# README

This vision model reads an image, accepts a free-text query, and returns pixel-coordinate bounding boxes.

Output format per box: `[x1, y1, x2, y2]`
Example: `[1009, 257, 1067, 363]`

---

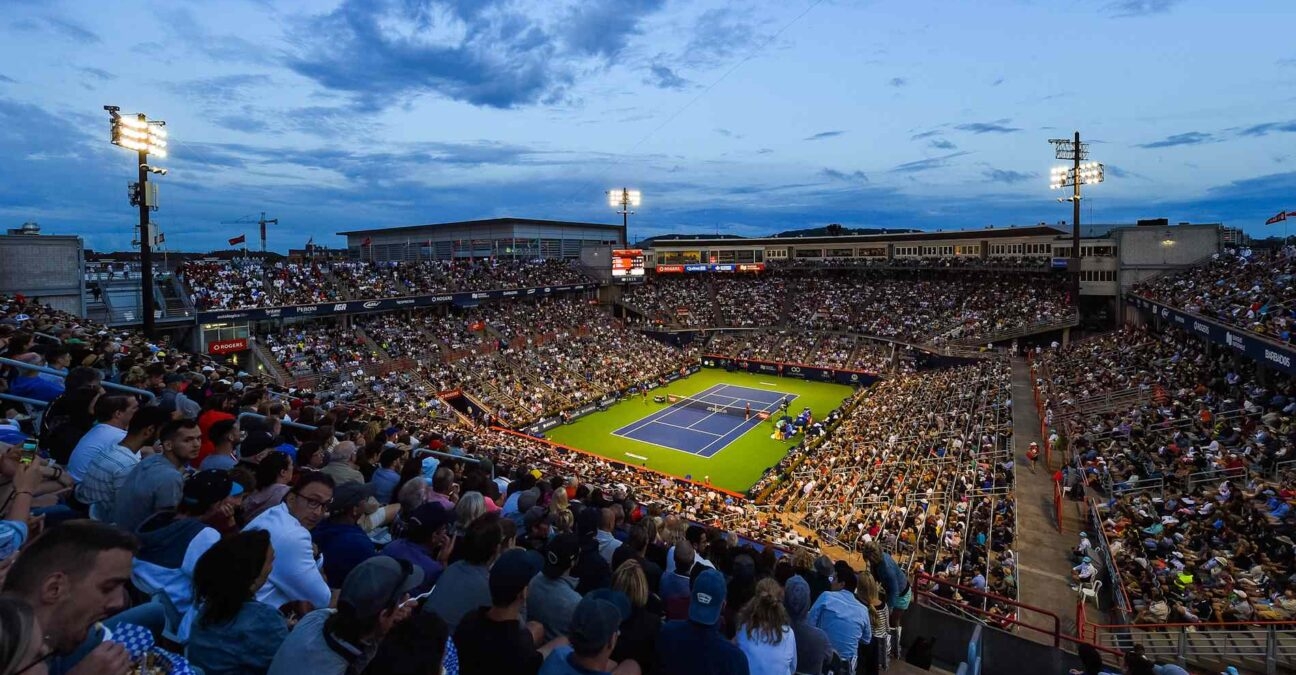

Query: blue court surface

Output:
[611, 383, 795, 457]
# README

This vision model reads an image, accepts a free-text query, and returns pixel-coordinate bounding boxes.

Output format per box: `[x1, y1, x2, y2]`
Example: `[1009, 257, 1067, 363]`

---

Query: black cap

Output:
[543, 533, 580, 576]
[182, 469, 243, 514]
[522, 506, 549, 529]
[490, 548, 542, 605]
[405, 502, 453, 539]
[567, 595, 623, 654]
[330, 482, 377, 515]
[239, 431, 278, 459]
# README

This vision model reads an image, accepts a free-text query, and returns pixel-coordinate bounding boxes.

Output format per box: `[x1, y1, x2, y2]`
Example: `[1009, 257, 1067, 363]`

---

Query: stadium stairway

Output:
[248, 338, 291, 386]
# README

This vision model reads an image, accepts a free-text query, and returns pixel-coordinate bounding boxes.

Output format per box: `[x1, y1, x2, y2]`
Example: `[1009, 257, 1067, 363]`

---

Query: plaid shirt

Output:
[76, 444, 140, 522]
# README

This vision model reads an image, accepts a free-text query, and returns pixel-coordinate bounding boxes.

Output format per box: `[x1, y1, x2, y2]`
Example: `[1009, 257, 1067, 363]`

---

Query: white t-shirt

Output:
[67, 424, 129, 482]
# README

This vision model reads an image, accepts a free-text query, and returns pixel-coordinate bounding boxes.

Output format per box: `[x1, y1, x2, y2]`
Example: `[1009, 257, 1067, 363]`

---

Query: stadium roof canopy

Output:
[648, 224, 1069, 247]
[338, 217, 621, 237]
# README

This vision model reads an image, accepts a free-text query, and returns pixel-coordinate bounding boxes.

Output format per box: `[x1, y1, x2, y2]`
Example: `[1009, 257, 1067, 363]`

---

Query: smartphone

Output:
[18, 440, 37, 465]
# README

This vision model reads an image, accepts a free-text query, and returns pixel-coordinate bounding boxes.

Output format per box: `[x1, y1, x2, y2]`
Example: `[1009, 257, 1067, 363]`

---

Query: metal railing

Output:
[0, 357, 155, 401]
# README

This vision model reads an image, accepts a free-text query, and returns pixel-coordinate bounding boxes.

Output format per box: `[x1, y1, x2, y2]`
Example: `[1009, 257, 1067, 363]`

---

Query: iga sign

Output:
[208, 338, 248, 355]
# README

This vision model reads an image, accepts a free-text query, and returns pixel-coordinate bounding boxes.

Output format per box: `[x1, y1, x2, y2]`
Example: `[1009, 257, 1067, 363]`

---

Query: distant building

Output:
[337, 217, 623, 262]
[0, 223, 84, 316]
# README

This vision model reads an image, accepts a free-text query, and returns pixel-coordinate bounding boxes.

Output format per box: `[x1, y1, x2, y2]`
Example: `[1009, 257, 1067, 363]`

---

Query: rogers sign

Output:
[208, 338, 248, 355]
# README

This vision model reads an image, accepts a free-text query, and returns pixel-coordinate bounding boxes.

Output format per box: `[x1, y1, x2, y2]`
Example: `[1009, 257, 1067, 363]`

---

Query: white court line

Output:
[652, 419, 723, 436]
[612, 384, 725, 436]
[613, 430, 718, 458]
[759, 381, 778, 386]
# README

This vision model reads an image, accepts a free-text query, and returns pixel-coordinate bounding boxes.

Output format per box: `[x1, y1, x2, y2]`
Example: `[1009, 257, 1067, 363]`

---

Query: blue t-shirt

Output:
[538, 646, 611, 675]
[655, 621, 750, 675]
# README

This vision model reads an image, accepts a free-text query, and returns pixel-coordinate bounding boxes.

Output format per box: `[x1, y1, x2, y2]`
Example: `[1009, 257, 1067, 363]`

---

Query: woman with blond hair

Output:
[735, 577, 797, 675]
[611, 559, 661, 672]
[857, 570, 891, 675]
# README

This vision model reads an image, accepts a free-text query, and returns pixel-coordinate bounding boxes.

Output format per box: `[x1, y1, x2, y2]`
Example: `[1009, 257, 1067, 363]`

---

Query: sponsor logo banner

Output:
[207, 338, 248, 355]
[1132, 295, 1296, 375]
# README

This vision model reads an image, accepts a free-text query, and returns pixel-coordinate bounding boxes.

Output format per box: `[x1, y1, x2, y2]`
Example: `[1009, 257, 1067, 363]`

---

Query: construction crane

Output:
[220, 212, 278, 252]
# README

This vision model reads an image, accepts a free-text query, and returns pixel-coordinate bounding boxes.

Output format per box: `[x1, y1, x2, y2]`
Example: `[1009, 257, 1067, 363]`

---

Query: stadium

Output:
[2, 3, 1295, 675]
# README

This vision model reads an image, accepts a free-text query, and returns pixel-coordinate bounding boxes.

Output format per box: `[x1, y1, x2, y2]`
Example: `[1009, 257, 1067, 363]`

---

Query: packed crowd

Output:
[767, 257, 1055, 270]
[621, 276, 716, 328]
[1133, 246, 1296, 343]
[259, 324, 387, 380]
[756, 362, 1019, 616]
[1035, 325, 1296, 625]
[179, 259, 594, 311]
[0, 295, 922, 675]
[706, 330, 907, 375]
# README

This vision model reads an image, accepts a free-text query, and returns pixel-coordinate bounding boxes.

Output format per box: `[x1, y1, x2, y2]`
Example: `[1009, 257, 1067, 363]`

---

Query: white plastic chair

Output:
[1078, 578, 1103, 609]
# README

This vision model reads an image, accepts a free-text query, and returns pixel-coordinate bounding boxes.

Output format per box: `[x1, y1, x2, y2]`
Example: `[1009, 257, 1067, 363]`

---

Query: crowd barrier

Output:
[699, 354, 879, 386]
[0, 356, 156, 402]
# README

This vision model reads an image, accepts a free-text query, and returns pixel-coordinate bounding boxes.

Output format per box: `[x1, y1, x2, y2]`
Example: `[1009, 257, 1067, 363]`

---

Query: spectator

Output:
[133, 469, 244, 643]
[574, 508, 612, 595]
[370, 447, 404, 505]
[266, 555, 422, 675]
[76, 406, 169, 523]
[186, 530, 288, 675]
[199, 419, 241, 472]
[244, 472, 335, 612]
[538, 594, 636, 675]
[424, 511, 504, 631]
[242, 451, 294, 522]
[9, 353, 63, 403]
[112, 419, 203, 533]
[784, 575, 831, 675]
[597, 507, 623, 563]
[454, 547, 561, 675]
[66, 394, 138, 482]
[807, 566, 870, 670]
[734, 578, 796, 675]
[528, 533, 582, 641]
[195, 394, 237, 468]
[862, 541, 912, 626]
[157, 372, 201, 419]
[320, 441, 364, 486]
[382, 502, 454, 595]
[362, 612, 454, 675]
[610, 559, 661, 673]
[655, 568, 749, 675]
[312, 482, 380, 588]
[660, 540, 696, 621]
[0, 521, 138, 675]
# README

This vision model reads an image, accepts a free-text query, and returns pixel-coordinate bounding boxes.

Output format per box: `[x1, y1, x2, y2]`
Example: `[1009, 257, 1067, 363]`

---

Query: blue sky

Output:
[2, 0, 1295, 252]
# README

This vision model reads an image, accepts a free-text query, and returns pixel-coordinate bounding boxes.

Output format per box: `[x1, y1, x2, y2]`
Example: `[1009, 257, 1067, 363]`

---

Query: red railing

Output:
[1052, 480, 1064, 532]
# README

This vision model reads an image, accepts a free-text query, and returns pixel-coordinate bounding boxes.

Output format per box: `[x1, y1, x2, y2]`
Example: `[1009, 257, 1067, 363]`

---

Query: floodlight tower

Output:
[608, 188, 641, 247]
[1049, 131, 1104, 304]
[105, 106, 168, 337]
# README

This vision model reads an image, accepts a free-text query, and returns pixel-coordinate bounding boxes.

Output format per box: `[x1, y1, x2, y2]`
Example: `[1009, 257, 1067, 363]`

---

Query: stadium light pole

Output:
[608, 188, 641, 247]
[105, 106, 168, 337]
[1049, 131, 1103, 306]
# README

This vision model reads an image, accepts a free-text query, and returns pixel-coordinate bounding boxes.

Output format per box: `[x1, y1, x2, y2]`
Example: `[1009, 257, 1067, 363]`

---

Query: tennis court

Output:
[611, 383, 795, 457]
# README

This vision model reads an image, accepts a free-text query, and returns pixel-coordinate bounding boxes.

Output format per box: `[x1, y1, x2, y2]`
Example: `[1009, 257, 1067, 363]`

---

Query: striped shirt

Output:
[76, 443, 141, 522]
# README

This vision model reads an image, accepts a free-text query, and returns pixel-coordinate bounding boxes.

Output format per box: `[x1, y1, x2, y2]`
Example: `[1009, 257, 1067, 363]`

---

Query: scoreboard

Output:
[611, 249, 645, 278]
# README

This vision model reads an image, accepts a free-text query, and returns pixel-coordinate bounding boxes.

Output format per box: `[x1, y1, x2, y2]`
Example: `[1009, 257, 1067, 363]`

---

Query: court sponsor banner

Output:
[197, 283, 593, 322]
[701, 354, 877, 386]
[207, 338, 248, 355]
[1129, 295, 1296, 375]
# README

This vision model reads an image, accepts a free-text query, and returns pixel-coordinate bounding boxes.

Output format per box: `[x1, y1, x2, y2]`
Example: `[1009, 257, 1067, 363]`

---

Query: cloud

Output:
[562, 0, 666, 58]
[1237, 121, 1296, 137]
[891, 151, 970, 173]
[821, 168, 869, 183]
[1136, 131, 1213, 148]
[1105, 0, 1184, 17]
[888, 77, 907, 87]
[1104, 164, 1146, 180]
[929, 139, 957, 150]
[755, 148, 774, 154]
[909, 130, 941, 140]
[805, 130, 845, 141]
[983, 168, 1035, 184]
[645, 63, 689, 90]
[77, 67, 116, 81]
[165, 75, 273, 107]
[682, 7, 764, 68]
[0, 74, 13, 84]
[954, 119, 1021, 134]
[991, 77, 1004, 86]
[715, 128, 742, 139]
[11, 16, 101, 44]
[1278, 58, 1296, 67]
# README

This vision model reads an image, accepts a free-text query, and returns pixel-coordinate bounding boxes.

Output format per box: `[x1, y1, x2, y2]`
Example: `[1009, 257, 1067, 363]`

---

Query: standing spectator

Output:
[66, 394, 138, 482]
[0, 521, 138, 675]
[528, 533, 582, 641]
[660, 541, 696, 620]
[862, 542, 911, 627]
[187, 530, 289, 675]
[734, 578, 796, 675]
[311, 482, 380, 588]
[244, 472, 335, 612]
[574, 508, 612, 595]
[424, 512, 504, 631]
[807, 567, 870, 671]
[453, 547, 561, 675]
[370, 447, 404, 505]
[858, 572, 891, 675]
[655, 568, 749, 675]
[133, 469, 244, 643]
[784, 575, 831, 675]
[157, 373, 201, 419]
[382, 502, 454, 594]
[76, 406, 169, 523]
[112, 419, 202, 532]
[266, 555, 422, 675]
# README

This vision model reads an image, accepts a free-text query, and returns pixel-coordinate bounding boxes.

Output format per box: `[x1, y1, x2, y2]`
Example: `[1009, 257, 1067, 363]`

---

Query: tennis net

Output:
[666, 394, 771, 419]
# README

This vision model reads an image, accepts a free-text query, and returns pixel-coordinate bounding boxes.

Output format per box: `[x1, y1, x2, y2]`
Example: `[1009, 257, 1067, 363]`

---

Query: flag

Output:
[362, 237, 372, 246]
[228, 234, 246, 246]
[1266, 211, 1287, 225]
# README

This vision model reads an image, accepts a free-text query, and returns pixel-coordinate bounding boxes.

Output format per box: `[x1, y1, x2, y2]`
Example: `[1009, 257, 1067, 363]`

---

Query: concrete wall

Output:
[901, 602, 1090, 675]
[0, 235, 84, 316]
[1116, 224, 1220, 292]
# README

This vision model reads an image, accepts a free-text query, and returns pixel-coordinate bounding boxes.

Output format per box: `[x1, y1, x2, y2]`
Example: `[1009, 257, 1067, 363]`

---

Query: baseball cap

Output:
[330, 482, 377, 515]
[576, 507, 601, 539]
[340, 556, 424, 619]
[522, 506, 549, 529]
[0, 426, 30, 446]
[239, 431, 278, 459]
[405, 502, 453, 539]
[567, 595, 624, 654]
[163, 372, 187, 385]
[182, 470, 244, 513]
[544, 533, 580, 576]
[689, 568, 727, 625]
[517, 487, 541, 512]
[490, 548, 543, 605]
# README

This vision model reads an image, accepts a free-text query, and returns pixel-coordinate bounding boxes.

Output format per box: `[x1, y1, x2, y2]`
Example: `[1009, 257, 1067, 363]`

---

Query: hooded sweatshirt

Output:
[784, 576, 832, 675]
[133, 511, 221, 642]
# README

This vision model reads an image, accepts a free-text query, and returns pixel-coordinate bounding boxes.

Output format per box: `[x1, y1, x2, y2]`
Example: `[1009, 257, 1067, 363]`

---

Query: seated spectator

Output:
[656, 568, 749, 675]
[424, 511, 504, 631]
[133, 469, 244, 643]
[454, 547, 562, 675]
[0, 597, 50, 675]
[187, 530, 289, 675]
[242, 451, 294, 522]
[266, 555, 422, 675]
[199, 419, 241, 472]
[245, 472, 335, 612]
[66, 394, 138, 482]
[361, 612, 454, 675]
[784, 575, 830, 675]
[382, 502, 454, 594]
[76, 406, 169, 523]
[528, 533, 582, 641]
[734, 578, 796, 675]
[320, 441, 364, 486]
[610, 559, 661, 673]
[9, 353, 64, 403]
[0, 521, 138, 675]
[312, 482, 380, 588]
[538, 593, 637, 675]
[370, 447, 404, 505]
[112, 419, 204, 533]
[157, 372, 201, 419]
